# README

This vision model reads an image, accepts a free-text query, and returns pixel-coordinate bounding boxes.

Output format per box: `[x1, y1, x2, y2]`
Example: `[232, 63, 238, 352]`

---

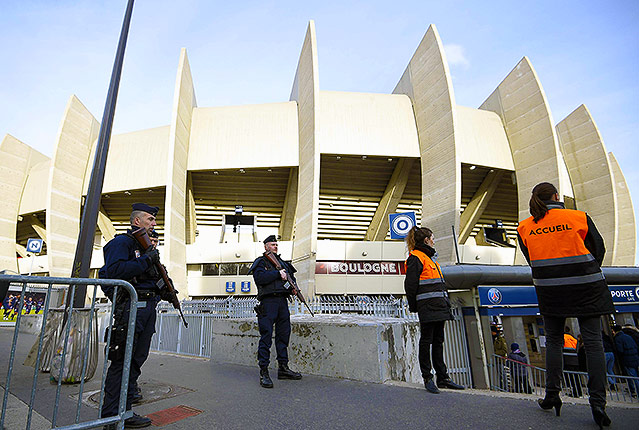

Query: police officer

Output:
[99, 203, 168, 428]
[250, 235, 302, 388]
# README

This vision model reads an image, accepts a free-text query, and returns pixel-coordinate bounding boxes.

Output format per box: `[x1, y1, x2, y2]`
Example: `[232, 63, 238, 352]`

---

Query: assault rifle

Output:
[131, 227, 188, 328]
[263, 251, 314, 317]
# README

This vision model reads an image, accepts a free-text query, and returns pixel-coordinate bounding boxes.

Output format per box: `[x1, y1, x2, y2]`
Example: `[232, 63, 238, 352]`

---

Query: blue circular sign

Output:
[487, 288, 502, 305]
[391, 213, 415, 236]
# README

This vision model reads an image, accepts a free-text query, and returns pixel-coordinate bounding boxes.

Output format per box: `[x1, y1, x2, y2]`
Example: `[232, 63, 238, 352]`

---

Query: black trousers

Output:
[101, 299, 157, 418]
[544, 315, 606, 407]
[419, 321, 449, 381]
[257, 296, 291, 368]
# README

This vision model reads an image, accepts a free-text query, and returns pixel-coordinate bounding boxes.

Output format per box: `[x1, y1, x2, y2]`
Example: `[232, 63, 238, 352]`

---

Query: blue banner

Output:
[478, 285, 639, 307]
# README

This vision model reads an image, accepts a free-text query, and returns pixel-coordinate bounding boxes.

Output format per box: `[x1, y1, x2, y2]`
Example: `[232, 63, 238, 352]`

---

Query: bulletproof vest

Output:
[253, 256, 292, 300]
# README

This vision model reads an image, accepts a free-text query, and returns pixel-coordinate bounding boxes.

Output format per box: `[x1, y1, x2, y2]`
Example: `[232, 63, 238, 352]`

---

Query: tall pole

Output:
[71, 0, 135, 307]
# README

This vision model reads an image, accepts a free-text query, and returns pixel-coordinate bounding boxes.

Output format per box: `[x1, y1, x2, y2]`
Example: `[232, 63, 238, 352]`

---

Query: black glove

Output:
[160, 289, 178, 302]
[145, 247, 160, 265]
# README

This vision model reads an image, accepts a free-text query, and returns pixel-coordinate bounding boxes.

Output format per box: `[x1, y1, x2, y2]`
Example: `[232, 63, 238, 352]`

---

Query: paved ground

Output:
[2, 327, 638, 430]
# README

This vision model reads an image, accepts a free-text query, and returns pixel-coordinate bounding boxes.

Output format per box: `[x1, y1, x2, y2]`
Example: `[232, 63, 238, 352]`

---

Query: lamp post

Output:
[71, 0, 136, 307]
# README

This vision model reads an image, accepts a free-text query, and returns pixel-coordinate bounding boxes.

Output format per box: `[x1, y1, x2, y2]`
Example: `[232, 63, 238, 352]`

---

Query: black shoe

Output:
[591, 405, 611, 429]
[124, 413, 152, 428]
[424, 378, 440, 394]
[437, 378, 465, 390]
[538, 392, 562, 417]
[260, 368, 274, 388]
[278, 363, 302, 380]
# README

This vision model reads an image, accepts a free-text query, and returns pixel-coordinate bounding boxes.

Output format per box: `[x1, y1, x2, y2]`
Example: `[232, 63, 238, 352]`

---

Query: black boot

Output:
[260, 368, 273, 388]
[278, 363, 302, 380]
[538, 391, 562, 416]
[424, 378, 440, 394]
[591, 405, 611, 429]
[437, 377, 465, 390]
[124, 413, 151, 428]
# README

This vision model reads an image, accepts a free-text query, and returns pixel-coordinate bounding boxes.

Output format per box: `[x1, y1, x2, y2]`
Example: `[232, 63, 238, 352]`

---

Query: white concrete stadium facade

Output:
[0, 22, 635, 300]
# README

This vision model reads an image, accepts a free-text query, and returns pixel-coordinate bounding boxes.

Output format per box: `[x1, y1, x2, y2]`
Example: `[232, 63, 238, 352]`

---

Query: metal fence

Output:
[489, 354, 639, 404]
[0, 275, 138, 430]
[151, 296, 473, 387]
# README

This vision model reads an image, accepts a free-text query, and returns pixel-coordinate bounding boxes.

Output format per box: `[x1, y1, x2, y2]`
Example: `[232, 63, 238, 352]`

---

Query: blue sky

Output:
[1, 0, 638, 262]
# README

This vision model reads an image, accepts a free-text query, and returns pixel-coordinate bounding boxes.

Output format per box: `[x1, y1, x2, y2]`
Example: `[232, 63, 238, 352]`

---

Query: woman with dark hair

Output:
[404, 226, 465, 394]
[517, 182, 614, 428]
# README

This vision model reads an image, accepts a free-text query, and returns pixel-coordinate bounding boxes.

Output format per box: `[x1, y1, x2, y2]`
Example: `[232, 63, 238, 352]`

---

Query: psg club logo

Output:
[487, 288, 503, 305]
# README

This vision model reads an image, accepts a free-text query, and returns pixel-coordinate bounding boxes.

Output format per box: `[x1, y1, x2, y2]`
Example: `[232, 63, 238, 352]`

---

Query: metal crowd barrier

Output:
[151, 296, 473, 388]
[0, 274, 138, 430]
[488, 354, 639, 404]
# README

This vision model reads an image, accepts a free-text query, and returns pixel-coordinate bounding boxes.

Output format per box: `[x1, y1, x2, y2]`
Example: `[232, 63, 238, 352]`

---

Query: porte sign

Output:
[26, 238, 43, 254]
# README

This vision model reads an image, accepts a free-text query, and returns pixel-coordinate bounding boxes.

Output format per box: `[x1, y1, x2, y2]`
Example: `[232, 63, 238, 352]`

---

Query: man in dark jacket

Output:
[508, 343, 533, 394]
[250, 235, 302, 388]
[622, 325, 639, 349]
[99, 203, 166, 429]
[612, 325, 639, 397]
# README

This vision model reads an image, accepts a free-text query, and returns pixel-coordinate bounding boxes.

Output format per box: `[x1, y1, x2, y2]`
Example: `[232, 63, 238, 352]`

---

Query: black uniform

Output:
[99, 230, 160, 419]
[250, 253, 297, 368]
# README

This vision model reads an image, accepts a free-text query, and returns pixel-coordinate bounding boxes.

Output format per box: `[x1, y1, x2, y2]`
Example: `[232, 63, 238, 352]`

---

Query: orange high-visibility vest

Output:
[406, 249, 447, 301]
[517, 208, 603, 287]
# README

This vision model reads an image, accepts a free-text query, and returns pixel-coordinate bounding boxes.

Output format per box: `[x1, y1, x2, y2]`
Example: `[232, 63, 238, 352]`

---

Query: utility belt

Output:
[136, 289, 159, 300]
[263, 292, 289, 298]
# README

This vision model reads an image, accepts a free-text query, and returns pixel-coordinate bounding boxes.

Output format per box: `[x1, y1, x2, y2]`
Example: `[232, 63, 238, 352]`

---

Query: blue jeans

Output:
[624, 366, 639, 394]
[605, 352, 616, 385]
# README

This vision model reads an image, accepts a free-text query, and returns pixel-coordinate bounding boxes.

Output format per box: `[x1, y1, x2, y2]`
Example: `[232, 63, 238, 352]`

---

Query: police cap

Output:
[131, 203, 159, 217]
[263, 235, 278, 244]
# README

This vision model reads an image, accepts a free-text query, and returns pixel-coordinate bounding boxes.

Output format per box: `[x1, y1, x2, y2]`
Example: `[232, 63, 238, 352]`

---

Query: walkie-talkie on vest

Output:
[263, 251, 315, 317]
[131, 227, 188, 328]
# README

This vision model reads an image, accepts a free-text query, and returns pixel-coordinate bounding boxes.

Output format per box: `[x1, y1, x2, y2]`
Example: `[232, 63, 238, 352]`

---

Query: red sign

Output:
[315, 261, 406, 275]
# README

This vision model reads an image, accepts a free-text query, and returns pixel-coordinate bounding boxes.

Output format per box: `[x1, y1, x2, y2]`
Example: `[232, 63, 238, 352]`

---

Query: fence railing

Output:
[151, 296, 416, 356]
[151, 296, 472, 388]
[488, 354, 639, 404]
[0, 275, 138, 430]
[160, 295, 419, 319]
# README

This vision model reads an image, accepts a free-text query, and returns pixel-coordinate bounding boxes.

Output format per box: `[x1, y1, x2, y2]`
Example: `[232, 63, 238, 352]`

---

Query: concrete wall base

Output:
[211, 314, 424, 384]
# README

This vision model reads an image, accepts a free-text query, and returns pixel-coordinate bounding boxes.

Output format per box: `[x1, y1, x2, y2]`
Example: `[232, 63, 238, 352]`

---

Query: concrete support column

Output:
[459, 170, 504, 244]
[393, 25, 461, 264]
[0, 135, 48, 273]
[501, 316, 529, 357]
[608, 153, 636, 265]
[365, 158, 414, 241]
[165, 48, 197, 299]
[556, 105, 619, 266]
[290, 21, 320, 298]
[46, 95, 99, 277]
[279, 167, 298, 241]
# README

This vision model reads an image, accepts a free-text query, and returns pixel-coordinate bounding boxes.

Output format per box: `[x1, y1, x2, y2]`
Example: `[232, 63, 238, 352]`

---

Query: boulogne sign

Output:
[315, 261, 406, 275]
